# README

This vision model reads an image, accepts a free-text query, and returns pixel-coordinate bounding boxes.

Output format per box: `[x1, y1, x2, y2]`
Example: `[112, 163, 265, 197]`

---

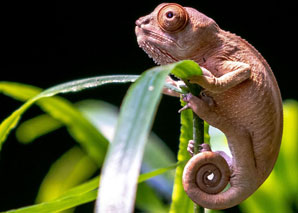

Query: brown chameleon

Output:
[135, 3, 283, 210]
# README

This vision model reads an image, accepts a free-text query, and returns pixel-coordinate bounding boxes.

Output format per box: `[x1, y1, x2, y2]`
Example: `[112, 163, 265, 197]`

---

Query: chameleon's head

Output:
[135, 3, 220, 65]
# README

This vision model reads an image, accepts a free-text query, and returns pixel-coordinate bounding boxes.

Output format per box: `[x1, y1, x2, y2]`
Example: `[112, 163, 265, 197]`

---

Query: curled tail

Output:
[182, 151, 260, 210]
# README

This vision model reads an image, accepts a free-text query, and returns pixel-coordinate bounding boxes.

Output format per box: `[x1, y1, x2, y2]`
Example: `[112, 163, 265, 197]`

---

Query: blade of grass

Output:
[170, 105, 194, 213]
[1, 61, 202, 212]
[0, 73, 185, 152]
[2, 163, 179, 213]
[16, 99, 176, 204]
[3, 190, 98, 213]
[136, 182, 168, 213]
[16, 114, 63, 144]
[96, 60, 201, 213]
[96, 65, 172, 213]
[7, 94, 108, 163]
[0, 75, 139, 151]
[35, 146, 98, 204]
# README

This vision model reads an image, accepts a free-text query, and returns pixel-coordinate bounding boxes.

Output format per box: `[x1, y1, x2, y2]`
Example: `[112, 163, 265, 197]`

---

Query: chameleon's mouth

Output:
[135, 26, 178, 65]
[135, 25, 183, 49]
[137, 40, 178, 65]
[140, 28, 172, 43]
[135, 24, 181, 65]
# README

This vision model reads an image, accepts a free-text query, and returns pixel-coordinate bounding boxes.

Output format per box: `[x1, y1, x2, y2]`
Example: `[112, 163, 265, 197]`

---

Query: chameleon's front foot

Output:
[179, 92, 215, 113]
[187, 140, 212, 156]
[178, 93, 192, 113]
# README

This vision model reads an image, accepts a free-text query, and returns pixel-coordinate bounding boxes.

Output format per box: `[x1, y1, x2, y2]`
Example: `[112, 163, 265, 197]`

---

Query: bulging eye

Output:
[157, 3, 189, 32]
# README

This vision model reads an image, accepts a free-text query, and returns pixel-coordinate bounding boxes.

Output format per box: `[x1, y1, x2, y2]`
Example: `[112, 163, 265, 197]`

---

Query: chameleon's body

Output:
[135, 3, 283, 210]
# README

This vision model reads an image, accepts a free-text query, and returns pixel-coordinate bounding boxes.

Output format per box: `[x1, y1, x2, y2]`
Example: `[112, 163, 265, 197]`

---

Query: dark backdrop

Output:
[1, 0, 297, 212]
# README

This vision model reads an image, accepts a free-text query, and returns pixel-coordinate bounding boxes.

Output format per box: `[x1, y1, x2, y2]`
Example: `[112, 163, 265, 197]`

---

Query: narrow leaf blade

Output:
[35, 146, 98, 204]
[96, 60, 201, 213]
[2, 164, 178, 213]
[0, 75, 138, 151]
[170, 105, 194, 213]
[96, 66, 171, 213]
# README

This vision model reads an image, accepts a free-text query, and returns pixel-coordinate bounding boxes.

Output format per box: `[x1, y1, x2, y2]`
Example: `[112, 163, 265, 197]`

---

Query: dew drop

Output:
[148, 85, 154, 91]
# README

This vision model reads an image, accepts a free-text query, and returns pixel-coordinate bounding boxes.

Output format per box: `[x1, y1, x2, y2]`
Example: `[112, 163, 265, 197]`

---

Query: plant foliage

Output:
[0, 61, 297, 213]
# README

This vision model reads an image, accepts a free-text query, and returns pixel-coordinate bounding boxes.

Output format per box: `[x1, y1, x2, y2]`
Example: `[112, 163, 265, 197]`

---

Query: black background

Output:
[1, 0, 297, 212]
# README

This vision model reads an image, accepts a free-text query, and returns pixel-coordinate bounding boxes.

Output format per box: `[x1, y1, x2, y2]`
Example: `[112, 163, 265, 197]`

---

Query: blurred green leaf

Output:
[143, 133, 176, 195]
[16, 114, 63, 143]
[280, 100, 298, 194]
[136, 182, 168, 213]
[208, 126, 229, 155]
[3, 163, 179, 213]
[170, 103, 194, 213]
[4, 190, 98, 213]
[1, 60, 206, 212]
[0, 75, 138, 152]
[138, 162, 180, 183]
[0, 82, 43, 101]
[23, 99, 176, 212]
[75, 100, 177, 184]
[35, 146, 98, 205]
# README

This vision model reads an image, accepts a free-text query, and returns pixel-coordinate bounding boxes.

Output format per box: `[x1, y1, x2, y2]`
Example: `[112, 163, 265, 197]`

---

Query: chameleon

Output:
[135, 3, 283, 210]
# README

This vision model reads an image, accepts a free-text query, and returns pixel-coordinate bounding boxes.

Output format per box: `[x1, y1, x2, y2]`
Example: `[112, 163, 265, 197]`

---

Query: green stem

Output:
[192, 112, 205, 213]
[193, 112, 204, 154]
[184, 81, 205, 213]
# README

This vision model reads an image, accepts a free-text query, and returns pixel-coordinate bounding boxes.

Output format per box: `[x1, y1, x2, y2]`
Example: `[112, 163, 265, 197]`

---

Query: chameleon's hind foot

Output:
[187, 140, 211, 156]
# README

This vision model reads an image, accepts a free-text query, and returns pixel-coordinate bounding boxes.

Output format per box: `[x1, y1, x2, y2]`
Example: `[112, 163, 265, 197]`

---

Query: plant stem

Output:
[192, 111, 205, 213]
[193, 112, 204, 154]
[184, 81, 205, 213]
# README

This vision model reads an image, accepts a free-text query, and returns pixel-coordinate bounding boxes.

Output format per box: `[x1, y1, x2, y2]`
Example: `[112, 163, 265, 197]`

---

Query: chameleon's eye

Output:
[157, 3, 188, 33]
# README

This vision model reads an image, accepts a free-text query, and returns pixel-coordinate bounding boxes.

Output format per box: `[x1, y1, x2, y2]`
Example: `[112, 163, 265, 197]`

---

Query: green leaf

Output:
[143, 133, 176, 193]
[24, 99, 175, 212]
[16, 114, 63, 143]
[170, 60, 202, 80]
[15, 97, 176, 211]
[1, 61, 201, 212]
[17, 99, 176, 172]
[34, 75, 140, 97]
[170, 103, 194, 213]
[2, 163, 178, 213]
[96, 66, 171, 213]
[136, 182, 168, 213]
[0, 82, 42, 102]
[138, 162, 180, 183]
[16, 98, 176, 183]
[96, 60, 200, 213]
[30, 96, 109, 163]
[3, 190, 98, 213]
[0, 75, 138, 160]
[35, 146, 98, 204]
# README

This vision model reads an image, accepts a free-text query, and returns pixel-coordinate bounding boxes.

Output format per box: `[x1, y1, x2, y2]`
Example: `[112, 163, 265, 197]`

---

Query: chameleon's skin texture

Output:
[135, 3, 283, 210]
